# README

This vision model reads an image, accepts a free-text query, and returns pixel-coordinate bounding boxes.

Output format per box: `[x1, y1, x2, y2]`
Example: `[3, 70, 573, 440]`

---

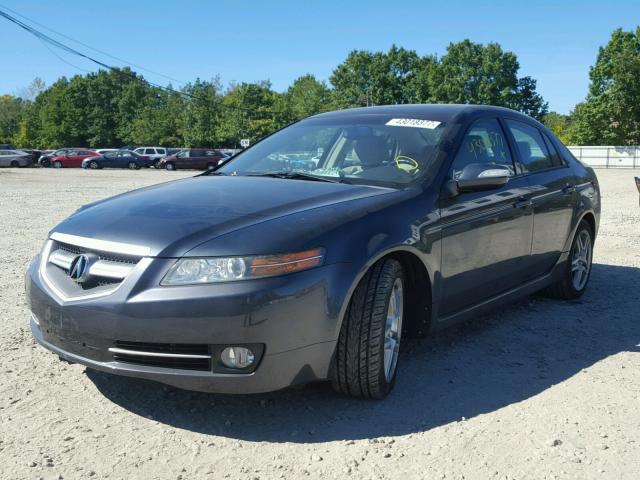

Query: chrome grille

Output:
[42, 233, 148, 299]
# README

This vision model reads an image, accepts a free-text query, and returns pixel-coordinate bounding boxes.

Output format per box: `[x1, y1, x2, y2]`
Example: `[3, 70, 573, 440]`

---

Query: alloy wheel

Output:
[571, 229, 592, 291]
[384, 277, 403, 382]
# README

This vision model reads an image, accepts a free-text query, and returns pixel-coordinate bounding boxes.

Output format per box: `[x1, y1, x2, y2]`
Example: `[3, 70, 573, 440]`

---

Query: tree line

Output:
[1, 29, 638, 148]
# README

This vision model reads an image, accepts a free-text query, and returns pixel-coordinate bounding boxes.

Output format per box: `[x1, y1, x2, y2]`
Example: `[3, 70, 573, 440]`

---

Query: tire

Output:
[547, 220, 594, 299]
[10, 160, 19, 168]
[165, 162, 175, 171]
[331, 258, 404, 399]
[40, 158, 50, 168]
[153, 160, 161, 169]
[128, 161, 139, 170]
[53, 160, 62, 168]
[89, 160, 99, 169]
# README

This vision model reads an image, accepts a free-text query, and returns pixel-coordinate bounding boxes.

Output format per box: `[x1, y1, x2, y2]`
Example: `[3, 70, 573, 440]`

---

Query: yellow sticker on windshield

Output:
[386, 118, 441, 129]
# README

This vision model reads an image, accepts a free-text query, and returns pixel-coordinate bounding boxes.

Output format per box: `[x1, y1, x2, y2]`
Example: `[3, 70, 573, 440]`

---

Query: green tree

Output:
[218, 81, 288, 146]
[543, 112, 572, 144]
[0, 94, 27, 144]
[569, 27, 640, 145]
[430, 39, 547, 119]
[330, 45, 422, 107]
[286, 74, 331, 120]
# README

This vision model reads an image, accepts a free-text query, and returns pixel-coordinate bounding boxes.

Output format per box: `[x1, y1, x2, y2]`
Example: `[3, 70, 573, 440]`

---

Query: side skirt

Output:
[431, 253, 568, 332]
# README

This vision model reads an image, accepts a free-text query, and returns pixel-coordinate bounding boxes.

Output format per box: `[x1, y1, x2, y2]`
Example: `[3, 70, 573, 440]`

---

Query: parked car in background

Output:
[82, 150, 152, 169]
[158, 148, 226, 170]
[167, 148, 182, 156]
[37, 150, 55, 167]
[0, 149, 31, 167]
[0, 143, 17, 150]
[50, 149, 99, 168]
[95, 149, 118, 155]
[132, 147, 168, 168]
[18, 149, 42, 164]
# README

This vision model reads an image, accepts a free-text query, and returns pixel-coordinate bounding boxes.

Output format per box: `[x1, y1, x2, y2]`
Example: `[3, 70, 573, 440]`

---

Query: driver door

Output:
[439, 117, 534, 316]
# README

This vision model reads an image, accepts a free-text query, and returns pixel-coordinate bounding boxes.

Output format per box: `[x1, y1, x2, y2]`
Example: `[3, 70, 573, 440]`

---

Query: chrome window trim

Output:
[50, 232, 150, 257]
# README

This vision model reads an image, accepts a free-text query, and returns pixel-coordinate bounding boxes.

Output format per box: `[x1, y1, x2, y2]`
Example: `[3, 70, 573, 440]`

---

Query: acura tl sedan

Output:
[25, 105, 600, 399]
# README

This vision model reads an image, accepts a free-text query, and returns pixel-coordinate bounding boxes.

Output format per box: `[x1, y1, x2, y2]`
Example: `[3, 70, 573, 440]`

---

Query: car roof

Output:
[308, 104, 533, 124]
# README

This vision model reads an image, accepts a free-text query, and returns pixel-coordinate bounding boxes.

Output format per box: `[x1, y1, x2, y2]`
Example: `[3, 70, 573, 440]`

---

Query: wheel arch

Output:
[336, 246, 434, 340]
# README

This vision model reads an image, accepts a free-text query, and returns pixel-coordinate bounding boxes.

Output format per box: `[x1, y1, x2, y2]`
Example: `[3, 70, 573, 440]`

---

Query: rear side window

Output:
[452, 118, 514, 178]
[157, 148, 166, 154]
[541, 133, 565, 167]
[506, 120, 556, 172]
[144, 148, 155, 155]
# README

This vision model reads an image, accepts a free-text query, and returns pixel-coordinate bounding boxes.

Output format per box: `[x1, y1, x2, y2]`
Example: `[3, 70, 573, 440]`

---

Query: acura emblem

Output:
[68, 254, 92, 282]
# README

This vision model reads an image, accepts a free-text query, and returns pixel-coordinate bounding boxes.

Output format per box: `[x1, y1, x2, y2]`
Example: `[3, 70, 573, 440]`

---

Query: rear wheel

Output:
[165, 162, 176, 171]
[128, 161, 139, 170]
[10, 160, 19, 168]
[53, 160, 62, 168]
[331, 258, 404, 399]
[547, 220, 594, 299]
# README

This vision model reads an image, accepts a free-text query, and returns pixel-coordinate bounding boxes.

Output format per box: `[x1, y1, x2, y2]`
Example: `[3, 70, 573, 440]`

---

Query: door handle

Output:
[563, 184, 576, 194]
[514, 196, 533, 209]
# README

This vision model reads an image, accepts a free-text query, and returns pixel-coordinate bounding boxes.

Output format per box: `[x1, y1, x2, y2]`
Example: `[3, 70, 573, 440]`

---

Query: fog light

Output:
[220, 347, 255, 369]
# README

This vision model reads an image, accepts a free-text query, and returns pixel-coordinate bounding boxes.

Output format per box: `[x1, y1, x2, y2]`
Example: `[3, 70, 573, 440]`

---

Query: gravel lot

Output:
[1, 168, 639, 480]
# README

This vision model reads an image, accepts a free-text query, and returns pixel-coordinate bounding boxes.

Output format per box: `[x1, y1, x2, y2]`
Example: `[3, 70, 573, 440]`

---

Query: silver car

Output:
[0, 149, 31, 167]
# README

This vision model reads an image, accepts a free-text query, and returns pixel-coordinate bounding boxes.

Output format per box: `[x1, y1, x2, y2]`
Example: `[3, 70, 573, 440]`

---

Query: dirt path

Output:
[1, 168, 638, 480]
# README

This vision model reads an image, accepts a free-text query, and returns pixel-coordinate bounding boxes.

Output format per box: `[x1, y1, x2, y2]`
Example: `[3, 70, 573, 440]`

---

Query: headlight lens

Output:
[161, 248, 324, 285]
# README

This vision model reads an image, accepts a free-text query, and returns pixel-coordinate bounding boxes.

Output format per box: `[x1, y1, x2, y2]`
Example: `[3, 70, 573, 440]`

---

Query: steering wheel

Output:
[394, 155, 419, 172]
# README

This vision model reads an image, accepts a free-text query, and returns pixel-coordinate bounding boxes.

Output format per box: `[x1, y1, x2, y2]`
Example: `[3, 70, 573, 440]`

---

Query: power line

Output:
[0, 7, 292, 118]
[0, 2, 188, 86]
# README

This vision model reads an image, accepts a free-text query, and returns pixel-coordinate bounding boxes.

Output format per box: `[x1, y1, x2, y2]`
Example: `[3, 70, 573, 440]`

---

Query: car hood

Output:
[52, 175, 395, 257]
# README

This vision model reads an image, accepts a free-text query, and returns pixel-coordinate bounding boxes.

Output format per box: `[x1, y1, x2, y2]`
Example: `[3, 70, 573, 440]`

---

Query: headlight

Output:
[161, 248, 324, 285]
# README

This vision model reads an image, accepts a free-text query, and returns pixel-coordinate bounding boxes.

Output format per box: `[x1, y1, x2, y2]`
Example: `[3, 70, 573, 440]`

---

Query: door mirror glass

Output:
[457, 163, 511, 192]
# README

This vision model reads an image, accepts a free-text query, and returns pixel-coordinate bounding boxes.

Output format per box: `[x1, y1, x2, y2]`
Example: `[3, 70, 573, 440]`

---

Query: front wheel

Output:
[53, 160, 62, 168]
[89, 160, 99, 169]
[331, 258, 404, 399]
[128, 161, 139, 170]
[165, 162, 175, 171]
[547, 220, 594, 299]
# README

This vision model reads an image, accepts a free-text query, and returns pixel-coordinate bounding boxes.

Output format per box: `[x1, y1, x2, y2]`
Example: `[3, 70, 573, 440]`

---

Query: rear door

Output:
[439, 117, 534, 316]
[504, 119, 576, 277]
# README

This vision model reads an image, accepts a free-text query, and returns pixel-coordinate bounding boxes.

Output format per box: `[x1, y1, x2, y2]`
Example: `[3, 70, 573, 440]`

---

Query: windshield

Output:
[218, 116, 447, 188]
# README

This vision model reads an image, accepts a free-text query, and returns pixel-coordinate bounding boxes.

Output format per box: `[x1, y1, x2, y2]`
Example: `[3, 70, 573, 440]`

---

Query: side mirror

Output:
[443, 163, 512, 197]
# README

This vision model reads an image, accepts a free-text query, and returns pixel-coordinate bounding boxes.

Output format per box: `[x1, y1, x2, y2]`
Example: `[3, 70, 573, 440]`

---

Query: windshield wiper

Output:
[245, 171, 349, 184]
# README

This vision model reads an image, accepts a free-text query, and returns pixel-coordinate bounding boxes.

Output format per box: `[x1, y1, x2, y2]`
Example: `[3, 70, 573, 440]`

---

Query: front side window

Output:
[506, 120, 555, 172]
[451, 118, 514, 179]
[218, 116, 447, 188]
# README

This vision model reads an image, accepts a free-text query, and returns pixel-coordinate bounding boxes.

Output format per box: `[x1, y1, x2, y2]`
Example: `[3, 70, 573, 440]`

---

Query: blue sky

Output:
[1, 0, 639, 114]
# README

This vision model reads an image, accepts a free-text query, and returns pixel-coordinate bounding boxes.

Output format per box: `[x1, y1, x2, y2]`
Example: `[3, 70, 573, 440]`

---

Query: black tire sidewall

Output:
[373, 262, 404, 396]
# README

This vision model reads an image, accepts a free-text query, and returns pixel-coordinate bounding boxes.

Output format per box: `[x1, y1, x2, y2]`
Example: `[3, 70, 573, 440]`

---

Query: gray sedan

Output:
[0, 149, 31, 167]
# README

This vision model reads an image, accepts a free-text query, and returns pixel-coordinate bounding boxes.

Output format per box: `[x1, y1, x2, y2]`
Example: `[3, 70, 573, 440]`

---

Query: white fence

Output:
[567, 146, 640, 168]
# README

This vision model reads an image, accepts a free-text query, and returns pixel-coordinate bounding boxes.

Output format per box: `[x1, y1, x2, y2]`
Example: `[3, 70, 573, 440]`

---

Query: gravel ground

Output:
[1, 168, 639, 480]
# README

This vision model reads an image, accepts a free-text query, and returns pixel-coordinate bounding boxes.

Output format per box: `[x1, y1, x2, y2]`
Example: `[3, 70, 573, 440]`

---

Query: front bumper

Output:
[26, 256, 344, 394]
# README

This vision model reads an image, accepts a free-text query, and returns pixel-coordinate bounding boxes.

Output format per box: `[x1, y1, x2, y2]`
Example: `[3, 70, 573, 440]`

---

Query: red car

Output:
[50, 149, 99, 168]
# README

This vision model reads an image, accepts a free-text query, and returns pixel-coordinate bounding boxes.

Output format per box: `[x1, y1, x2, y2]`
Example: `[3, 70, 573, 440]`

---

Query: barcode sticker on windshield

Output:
[386, 118, 441, 129]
